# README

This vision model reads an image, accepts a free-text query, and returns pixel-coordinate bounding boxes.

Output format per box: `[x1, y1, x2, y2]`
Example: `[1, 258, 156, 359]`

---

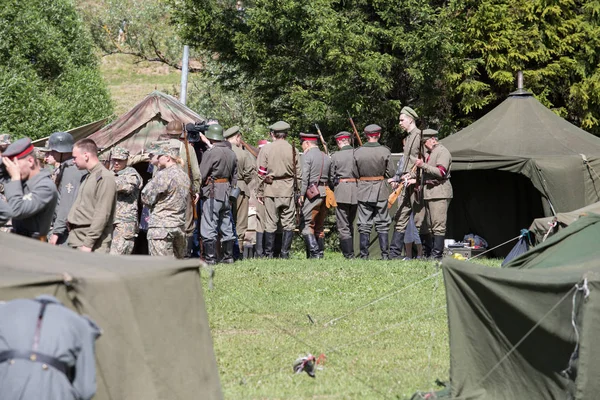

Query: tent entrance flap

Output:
[447, 170, 545, 257]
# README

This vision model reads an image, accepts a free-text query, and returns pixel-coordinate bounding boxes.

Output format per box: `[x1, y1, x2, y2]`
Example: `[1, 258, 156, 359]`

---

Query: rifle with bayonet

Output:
[314, 123, 337, 208]
[347, 111, 363, 147]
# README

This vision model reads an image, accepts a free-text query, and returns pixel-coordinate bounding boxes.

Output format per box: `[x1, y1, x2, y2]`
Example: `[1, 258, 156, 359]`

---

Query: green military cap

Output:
[299, 132, 319, 142]
[334, 131, 352, 140]
[400, 106, 419, 121]
[0, 134, 11, 146]
[363, 124, 382, 136]
[422, 129, 439, 138]
[223, 125, 240, 139]
[269, 121, 291, 133]
[111, 146, 130, 160]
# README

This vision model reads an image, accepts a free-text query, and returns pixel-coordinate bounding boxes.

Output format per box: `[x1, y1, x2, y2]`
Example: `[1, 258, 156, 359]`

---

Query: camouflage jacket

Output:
[114, 167, 143, 224]
[141, 164, 190, 229]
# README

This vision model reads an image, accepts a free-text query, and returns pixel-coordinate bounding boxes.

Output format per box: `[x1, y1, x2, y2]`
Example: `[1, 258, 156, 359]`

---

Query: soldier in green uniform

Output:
[67, 139, 117, 252]
[1, 138, 58, 240]
[411, 129, 453, 259]
[354, 124, 395, 260]
[225, 125, 256, 254]
[199, 124, 238, 264]
[141, 144, 190, 258]
[298, 132, 331, 258]
[330, 131, 358, 258]
[253, 139, 270, 257]
[256, 121, 302, 259]
[109, 147, 143, 255]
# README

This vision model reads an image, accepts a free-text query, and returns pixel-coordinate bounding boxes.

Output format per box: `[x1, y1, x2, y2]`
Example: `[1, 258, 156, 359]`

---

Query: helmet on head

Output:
[165, 120, 184, 136]
[205, 124, 224, 141]
[48, 131, 74, 153]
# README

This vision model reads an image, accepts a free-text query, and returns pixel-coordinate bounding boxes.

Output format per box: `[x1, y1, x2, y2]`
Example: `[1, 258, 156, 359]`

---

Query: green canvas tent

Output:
[88, 91, 205, 155]
[442, 214, 600, 399]
[0, 232, 222, 400]
[528, 201, 600, 244]
[441, 89, 600, 257]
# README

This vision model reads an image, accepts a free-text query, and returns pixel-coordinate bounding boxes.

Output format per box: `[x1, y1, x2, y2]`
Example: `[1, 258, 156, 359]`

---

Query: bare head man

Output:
[72, 139, 99, 171]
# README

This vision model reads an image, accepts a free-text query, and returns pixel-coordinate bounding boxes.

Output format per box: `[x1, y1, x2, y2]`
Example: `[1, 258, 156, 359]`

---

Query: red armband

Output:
[437, 165, 447, 178]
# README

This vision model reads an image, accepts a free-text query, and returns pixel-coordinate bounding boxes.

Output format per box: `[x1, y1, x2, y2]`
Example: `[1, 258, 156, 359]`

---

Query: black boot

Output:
[203, 240, 217, 265]
[274, 232, 283, 258]
[420, 234, 433, 258]
[255, 232, 264, 258]
[432, 235, 445, 260]
[317, 237, 324, 258]
[340, 238, 354, 259]
[303, 234, 319, 258]
[280, 230, 294, 259]
[221, 240, 234, 264]
[378, 232, 389, 260]
[359, 233, 370, 259]
[264, 232, 276, 258]
[389, 231, 405, 259]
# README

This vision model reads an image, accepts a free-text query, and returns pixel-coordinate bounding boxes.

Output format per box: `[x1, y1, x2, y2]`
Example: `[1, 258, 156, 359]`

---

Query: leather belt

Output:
[359, 176, 384, 181]
[67, 223, 91, 231]
[213, 178, 229, 183]
[339, 178, 357, 183]
[271, 176, 292, 181]
[0, 350, 74, 383]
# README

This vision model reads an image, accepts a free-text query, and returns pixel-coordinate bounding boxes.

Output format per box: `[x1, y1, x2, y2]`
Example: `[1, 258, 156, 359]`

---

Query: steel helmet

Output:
[48, 131, 74, 153]
[205, 124, 224, 141]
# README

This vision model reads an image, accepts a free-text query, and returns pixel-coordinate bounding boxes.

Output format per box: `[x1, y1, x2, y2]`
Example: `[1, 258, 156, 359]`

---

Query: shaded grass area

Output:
[203, 252, 502, 399]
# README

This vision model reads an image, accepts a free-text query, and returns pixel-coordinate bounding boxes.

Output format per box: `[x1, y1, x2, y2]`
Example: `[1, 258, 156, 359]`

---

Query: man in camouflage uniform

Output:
[256, 121, 302, 259]
[224, 126, 256, 254]
[411, 129, 453, 259]
[109, 147, 143, 255]
[299, 132, 331, 258]
[330, 131, 358, 259]
[200, 124, 238, 264]
[354, 124, 395, 260]
[141, 144, 190, 258]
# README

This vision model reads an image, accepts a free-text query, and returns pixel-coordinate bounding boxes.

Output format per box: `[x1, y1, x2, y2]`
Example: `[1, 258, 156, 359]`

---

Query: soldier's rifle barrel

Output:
[314, 124, 329, 155]
[240, 138, 258, 158]
[347, 111, 363, 146]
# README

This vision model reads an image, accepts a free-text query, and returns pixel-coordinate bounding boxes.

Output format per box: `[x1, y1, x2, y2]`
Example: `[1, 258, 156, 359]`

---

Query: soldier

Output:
[411, 129, 453, 259]
[141, 144, 190, 258]
[391, 106, 430, 257]
[256, 121, 302, 259]
[224, 126, 256, 254]
[354, 124, 395, 260]
[0, 295, 101, 400]
[43, 141, 61, 175]
[298, 132, 331, 258]
[0, 134, 11, 153]
[330, 131, 358, 258]
[1, 138, 58, 240]
[67, 139, 117, 252]
[109, 147, 143, 255]
[47, 132, 89, 246]
[253, 139, 270, 257]
[199, 124, 238, 264]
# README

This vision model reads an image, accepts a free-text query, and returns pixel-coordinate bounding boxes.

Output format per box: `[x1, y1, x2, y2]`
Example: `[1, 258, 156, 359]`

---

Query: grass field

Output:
[202, 252, 501, 399]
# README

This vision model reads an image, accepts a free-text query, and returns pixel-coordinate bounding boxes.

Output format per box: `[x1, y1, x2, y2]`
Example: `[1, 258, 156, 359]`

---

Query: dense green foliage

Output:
[173, 0, 600, 150]
[0, 0, 113, 139]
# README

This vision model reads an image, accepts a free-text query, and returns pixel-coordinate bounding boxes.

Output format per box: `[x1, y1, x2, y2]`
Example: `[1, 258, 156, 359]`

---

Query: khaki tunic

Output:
[421, 143, 453, 236]
[67, 163, 117, 252]
[354, 142, 395, 202]
[395, 127, 425, 232]
[232, 144, 255, 246]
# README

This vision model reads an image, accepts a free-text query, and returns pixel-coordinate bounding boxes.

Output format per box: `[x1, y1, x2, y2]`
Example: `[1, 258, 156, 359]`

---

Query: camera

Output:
[185, 122, 209, 143]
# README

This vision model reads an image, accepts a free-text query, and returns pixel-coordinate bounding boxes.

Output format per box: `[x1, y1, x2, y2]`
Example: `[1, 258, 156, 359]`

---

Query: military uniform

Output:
[330, 131, 358, 258]
[109, 147, 143, 255]
[67, 162, 117, 252]
[354, 125, 395, 259]
[256, 121, 302, 258]
[2, 138, 58, 240]
[0, 197, 11, 227]
[141, 145, 190, 259]
[418, 130, 453, 259]
[253, 140, 270, 257]
[299, 133, 331, 258]
[199, 125, 238, 264]
[50, 159, 87, 245]
[0, 295, 101, 400]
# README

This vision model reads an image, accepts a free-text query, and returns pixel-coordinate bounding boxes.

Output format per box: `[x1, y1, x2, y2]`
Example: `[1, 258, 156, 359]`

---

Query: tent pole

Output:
[517, 71, 523, 90]
[180, 45, 190, 105]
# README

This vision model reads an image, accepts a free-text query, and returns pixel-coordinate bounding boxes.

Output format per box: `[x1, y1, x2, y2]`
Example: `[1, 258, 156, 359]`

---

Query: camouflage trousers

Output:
[110, 222, 138, 255]
[147, 226, 186, 259]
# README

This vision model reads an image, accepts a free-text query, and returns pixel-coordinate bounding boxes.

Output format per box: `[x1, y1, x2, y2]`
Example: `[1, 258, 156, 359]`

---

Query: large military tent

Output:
[442, 214, 600, 399]
[528, 201, 600, 244]
[88, 91, 205, 155]
[0, 233, 222, 400]
[441, 89, 600, 257]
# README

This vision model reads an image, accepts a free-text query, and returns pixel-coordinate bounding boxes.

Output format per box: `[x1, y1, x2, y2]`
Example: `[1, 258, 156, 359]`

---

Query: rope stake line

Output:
[562, 278, 590, 377]
[469, 234, 521, 260]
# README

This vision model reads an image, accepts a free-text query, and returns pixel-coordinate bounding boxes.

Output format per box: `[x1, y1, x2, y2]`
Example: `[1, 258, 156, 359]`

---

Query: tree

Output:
[0, 0, 113, 139]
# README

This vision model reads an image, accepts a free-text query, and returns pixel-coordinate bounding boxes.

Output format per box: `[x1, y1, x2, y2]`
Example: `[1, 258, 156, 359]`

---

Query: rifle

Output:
[291, 144, 301, 227]
[347, 111, 363, 147]
[183, 128, 199, 220]
[315, 124, 337, 208]
[240, 138, 258, 158]
[387, 164, 417, 209]
[314, 124, 328, 155]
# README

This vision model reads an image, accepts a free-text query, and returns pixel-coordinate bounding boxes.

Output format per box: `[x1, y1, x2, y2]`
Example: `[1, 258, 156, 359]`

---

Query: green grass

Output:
[202, 253, 502, 399]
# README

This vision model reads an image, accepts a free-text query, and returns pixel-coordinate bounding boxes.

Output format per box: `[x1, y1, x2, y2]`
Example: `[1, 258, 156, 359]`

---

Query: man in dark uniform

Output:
[354, 124, 395, 260]
[0, 295, 101, 400]
[298, 132, 331, 258]
[330, 131, 358, 258]
[200, 124, 238, 264]
[412, 129, 453, 259]
[46, 132, 88, 246]
[1, 138, 58, 241]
